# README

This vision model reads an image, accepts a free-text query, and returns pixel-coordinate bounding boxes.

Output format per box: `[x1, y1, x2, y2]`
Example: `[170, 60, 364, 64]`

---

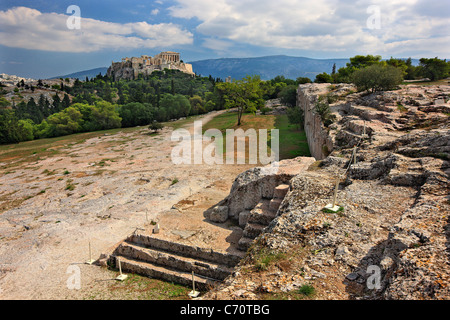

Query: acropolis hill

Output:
[107, 51, 194, 81]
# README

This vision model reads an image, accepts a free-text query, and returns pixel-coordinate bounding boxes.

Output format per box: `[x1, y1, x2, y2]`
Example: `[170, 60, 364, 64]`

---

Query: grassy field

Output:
[85, 272, 191, 300]
[202, 111, 310, 161]
[274, 114, 310, 159]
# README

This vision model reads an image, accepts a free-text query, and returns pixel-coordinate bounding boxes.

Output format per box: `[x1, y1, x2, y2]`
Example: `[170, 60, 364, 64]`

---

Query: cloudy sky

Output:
[0, 0, 448, 78]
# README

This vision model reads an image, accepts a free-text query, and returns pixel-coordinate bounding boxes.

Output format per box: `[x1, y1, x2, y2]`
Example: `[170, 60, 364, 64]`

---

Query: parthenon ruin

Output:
[107, 51, 194, 81]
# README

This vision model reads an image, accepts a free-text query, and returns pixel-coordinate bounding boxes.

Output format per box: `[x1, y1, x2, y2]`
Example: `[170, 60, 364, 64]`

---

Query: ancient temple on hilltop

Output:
[107, 51, 194, 81]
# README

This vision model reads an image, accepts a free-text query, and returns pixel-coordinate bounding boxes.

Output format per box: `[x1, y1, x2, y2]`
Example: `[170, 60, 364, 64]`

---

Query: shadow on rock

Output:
[344, 235, 408, 300]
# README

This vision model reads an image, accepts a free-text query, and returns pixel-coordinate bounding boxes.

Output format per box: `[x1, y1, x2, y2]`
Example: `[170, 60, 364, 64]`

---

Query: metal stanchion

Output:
[85, 241, 96, 265]
[188, 271, 200, 298]
[115, 257, 128, 281]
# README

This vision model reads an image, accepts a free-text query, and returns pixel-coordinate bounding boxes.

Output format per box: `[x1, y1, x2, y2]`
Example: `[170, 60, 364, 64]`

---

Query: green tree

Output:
[0, 97, 10, 108]
[93, 101, 121, 130]
[314, 72, 334, 83]
[189, 95, 203, 115]
[119, 102, 154, 127]
[27, 97, 44, 124]
[286, 107, 304, 129]
[334, 55, 383, 83]
[18, 119, 34, 141]
[278, 85, 297, 107]
[149, 121, 163, 133]
[419, 57, 450, 81]
[296, 77, 312, 84]
[216, 75, 263, 126]
[352, 64, 403, 93]
[62, 94, 71, 109]
[45, 106, 83, 137]
[0, 109, 29, 144]
[52, 94, 62, 112]
[174, 94, 191, 117]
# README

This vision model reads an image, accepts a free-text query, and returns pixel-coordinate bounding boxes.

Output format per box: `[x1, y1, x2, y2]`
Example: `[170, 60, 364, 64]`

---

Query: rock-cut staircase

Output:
[107, 232, 243, 290]
[237, 184, 290, 251]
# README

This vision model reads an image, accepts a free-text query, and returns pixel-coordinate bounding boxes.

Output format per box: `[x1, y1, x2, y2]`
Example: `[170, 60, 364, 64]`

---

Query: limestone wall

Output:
[297, 83, 334, 160]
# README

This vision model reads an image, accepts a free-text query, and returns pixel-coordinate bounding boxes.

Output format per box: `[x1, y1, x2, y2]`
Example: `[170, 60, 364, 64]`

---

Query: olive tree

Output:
[352, 64, 403, 93]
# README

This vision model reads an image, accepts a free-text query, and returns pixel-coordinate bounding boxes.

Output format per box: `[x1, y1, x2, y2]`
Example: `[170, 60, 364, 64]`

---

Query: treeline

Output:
[314, 56, 450, 85]
[0, 69, 307, 144]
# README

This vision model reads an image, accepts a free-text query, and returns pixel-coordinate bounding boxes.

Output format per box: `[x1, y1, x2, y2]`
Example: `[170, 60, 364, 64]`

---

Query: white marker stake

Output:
[116, 257, 128, 281]
[86, 241, 95, 265]
[324, 176, 341, 212]
[362, 121, 369, 139]
[188, 271, 200, 298]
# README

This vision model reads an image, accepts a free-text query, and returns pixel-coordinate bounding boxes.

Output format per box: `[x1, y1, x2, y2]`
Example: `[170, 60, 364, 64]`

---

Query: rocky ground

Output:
[1, 83, 448, 300]
[0, 110, 254, 299]
[204, 84, 450, 300]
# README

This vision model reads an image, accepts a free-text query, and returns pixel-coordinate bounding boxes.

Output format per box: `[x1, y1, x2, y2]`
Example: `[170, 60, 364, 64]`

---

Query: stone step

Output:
[127, 232, 243, 267]
[243, 223, 266, 239]
[112, 255, 219, 291]
[116, 242, 234, 281]
[335, 129, 364, 148]
[237, 236, 254, 251]
[247, 200, 277, 226]
[269, 198, 283, 212]
[273, 184, 290, 199]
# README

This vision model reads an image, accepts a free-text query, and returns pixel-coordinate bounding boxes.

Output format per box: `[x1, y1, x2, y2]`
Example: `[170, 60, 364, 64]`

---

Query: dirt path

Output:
[0, 110, 253, 299]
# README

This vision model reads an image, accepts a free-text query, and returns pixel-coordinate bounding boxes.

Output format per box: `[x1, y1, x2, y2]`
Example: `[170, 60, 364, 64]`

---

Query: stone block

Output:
[273, 184, 289, 199]
[239, 210, 250, 228]
[269, 198, 282, 211]
[210, 206, 229, 223]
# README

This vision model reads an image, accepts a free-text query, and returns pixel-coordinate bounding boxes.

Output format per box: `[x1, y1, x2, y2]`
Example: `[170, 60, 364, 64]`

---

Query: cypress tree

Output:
[62, 94, 71, 109]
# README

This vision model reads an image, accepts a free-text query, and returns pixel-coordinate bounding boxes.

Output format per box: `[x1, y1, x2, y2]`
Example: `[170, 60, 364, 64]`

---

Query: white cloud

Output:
[151, 9, 160, 16]
[202, 37, 233, 52]
[0, 6, 193, 53]
[168, 0, 450, 57]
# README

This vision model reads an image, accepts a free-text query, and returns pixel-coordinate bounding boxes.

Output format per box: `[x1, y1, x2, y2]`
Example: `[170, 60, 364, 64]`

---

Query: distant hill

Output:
[189, 55, 350, 81]
[49, 67, 108, 80]
[49, 56, 422, 82]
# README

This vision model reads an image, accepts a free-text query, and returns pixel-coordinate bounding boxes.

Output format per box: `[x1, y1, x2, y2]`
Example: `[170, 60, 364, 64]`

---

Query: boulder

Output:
[209, 206, 229, 223]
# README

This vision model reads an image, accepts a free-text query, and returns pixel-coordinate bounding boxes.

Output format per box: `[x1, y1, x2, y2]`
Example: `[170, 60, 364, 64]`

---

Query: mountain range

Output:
[50, 55, 420, 81]
[191, 55, 350, 80]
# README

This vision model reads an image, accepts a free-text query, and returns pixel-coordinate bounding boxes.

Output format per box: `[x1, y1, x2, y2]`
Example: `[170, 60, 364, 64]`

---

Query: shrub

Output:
[260, 106, 272, 115]
[297, 284, 315, 297]
[315, 97, 335, 127]
[149, 121, 163, 133]
[314, 72, 334, 83]
[352, 64, 403, 93]
[286, 107, 304, 129]
[278, 85, 297, 107]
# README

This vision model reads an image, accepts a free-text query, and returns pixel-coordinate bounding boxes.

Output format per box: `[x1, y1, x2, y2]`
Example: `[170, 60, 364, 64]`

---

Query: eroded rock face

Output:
[204, 157, 316, 221]
[204, 84, 450, 300]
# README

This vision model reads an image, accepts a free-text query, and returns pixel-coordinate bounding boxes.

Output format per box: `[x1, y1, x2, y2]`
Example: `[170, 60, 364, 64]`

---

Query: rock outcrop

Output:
[204, 83, 450, 300]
